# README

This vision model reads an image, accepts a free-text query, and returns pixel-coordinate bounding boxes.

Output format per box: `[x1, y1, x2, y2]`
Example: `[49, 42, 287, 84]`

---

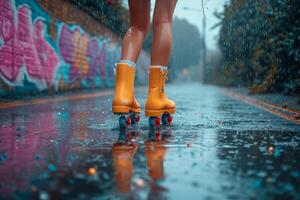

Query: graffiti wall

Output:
[0, 0, 149, 97]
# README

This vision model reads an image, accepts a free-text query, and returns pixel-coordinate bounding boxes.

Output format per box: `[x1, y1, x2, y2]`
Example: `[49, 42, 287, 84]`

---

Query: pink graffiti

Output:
[59, 25, 90, 83]
[87, 37, 101, 81]
[33, 19, 59, 86]
[0, 0, 59, 86]
[99, 42, 107, 80]
[0, 0, 20, 81]
[0, 110, 58, 195]
[0, 0, 148, 92]
[59, 24, 109, 84]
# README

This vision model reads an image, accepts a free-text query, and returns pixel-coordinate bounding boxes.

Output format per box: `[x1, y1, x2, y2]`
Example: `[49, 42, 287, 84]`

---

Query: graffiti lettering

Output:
[0, 0, 149, 96]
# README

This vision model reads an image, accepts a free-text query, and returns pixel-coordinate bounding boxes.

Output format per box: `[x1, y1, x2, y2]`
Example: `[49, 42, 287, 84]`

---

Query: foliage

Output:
[67, 0, 129, 37]
[213, 0, 300, 94]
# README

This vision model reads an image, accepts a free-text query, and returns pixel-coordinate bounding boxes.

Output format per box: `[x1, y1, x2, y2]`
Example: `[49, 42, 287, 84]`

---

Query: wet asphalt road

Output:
[0, 83, 300, 200]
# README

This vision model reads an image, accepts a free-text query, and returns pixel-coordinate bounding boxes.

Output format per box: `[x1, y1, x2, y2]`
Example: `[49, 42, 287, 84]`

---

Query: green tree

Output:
[215, 0, 300, 94]
[68, 0, 129, 36]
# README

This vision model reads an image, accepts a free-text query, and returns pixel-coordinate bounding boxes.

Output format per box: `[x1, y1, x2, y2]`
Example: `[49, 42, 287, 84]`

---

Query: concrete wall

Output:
[0, 0, 149, 97]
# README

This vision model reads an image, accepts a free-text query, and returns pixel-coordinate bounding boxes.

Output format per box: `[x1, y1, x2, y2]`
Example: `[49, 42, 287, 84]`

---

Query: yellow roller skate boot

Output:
[145, 66, 176, 127]
[112, 61, 141, 128]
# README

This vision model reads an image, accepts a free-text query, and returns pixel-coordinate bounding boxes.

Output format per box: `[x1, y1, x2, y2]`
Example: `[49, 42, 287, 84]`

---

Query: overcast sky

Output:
[122, 0, 229, 50]
[174, 0, 229, 50]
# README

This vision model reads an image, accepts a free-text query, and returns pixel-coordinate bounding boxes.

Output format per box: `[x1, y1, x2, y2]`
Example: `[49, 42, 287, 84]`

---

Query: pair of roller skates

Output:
[112, 63, 175, 129]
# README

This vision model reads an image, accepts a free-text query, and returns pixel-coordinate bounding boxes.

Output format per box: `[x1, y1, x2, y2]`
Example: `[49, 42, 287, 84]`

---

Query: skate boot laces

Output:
[161, 67, 168, 92]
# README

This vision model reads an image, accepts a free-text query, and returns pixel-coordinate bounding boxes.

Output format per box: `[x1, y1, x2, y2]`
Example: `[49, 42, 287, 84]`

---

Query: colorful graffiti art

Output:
[58, 24, 119, 88]
[0, 0, 59, 91]
[0, 0, 149, 96]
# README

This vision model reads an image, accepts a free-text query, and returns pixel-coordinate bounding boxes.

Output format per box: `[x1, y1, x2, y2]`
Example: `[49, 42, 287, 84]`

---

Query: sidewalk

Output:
[221, 87, 300, 125]
[233, 87, 300, 112]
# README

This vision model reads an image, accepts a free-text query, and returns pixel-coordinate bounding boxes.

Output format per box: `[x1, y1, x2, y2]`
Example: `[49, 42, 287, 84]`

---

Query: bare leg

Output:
[144, 0, 177, 119]
[151, 0, 177, 66]
[121, 0, 150, 63]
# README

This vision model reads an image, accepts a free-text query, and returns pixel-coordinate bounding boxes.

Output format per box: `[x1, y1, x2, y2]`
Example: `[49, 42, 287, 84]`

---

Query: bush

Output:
[67, 0, 129, 37]
[215, 0, 300, 94]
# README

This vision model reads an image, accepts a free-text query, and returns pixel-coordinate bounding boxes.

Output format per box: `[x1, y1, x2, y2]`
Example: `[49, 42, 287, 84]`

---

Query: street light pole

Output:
[202, 17, 207, 82]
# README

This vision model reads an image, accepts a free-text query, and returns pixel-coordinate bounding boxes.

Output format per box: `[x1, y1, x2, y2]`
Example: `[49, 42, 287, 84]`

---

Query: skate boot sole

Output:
[145, 108, 175, 117]
[112, 105, 141, 114]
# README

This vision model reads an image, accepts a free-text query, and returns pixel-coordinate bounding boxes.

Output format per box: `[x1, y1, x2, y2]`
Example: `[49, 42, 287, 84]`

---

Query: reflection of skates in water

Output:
[112, 129, 172, 196]
[112, 130, 138, 193]
[145, 66, 176, 128]
[145, 130, 167, 181]
[112, 63, 141, 129]
[145, 129, 173, 199]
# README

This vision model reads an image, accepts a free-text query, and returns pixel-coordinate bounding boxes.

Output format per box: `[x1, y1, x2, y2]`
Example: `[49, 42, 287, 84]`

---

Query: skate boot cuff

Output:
[150, 65, 168, 71]
[119, 60, 136, 68]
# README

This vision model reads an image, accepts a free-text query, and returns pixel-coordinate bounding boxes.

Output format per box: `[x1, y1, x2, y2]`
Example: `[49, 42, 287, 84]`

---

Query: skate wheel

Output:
[162, 113, 173, 125]
[126, 116, 131, 125]
[149, 117, 160, 128]
[168, 115, 173, 123]
[119, 115, 129, 129]
[130, 113, 140, 124]
[135, 115, 140, 123]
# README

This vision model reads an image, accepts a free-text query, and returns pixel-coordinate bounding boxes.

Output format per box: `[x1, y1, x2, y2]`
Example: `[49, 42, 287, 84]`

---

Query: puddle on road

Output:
[0, 125, 299, 199]
[0, 84, 299, 199]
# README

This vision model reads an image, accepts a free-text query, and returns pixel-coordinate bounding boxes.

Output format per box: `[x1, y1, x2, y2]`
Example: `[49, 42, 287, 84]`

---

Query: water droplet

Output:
[268, 145, 275, 154]
[39, 191, 49, 200]
[134, 178, 145, 187]
[0, 151, 8, 162]
[87, 167, 97, 176]
[192, 181, 199, 187]
[47, 164, 57, 172]
[274, 149, 280, 158]
[257, 171, 267, 178]
[35, 154, 41, 160]
[252, 179, 261, 189]
[31, 185, 38, 192]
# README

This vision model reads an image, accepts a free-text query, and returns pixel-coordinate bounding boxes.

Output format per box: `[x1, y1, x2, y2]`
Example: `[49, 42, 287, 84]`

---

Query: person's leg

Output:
[121, 0, 150, 63]
[151, 0, 177, 66]
[145, 0, 177, 126]
[113, 1, 150, 127]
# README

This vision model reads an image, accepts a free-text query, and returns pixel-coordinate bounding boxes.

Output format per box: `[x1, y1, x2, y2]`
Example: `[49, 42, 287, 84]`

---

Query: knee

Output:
[152, 19, 171, 30]
[152, 20, 172, 40]
[153, 11, 172, 27]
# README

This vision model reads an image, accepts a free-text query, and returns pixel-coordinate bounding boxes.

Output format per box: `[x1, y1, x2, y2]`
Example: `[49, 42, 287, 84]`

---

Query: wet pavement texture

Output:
[0, 83, 300, 200]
